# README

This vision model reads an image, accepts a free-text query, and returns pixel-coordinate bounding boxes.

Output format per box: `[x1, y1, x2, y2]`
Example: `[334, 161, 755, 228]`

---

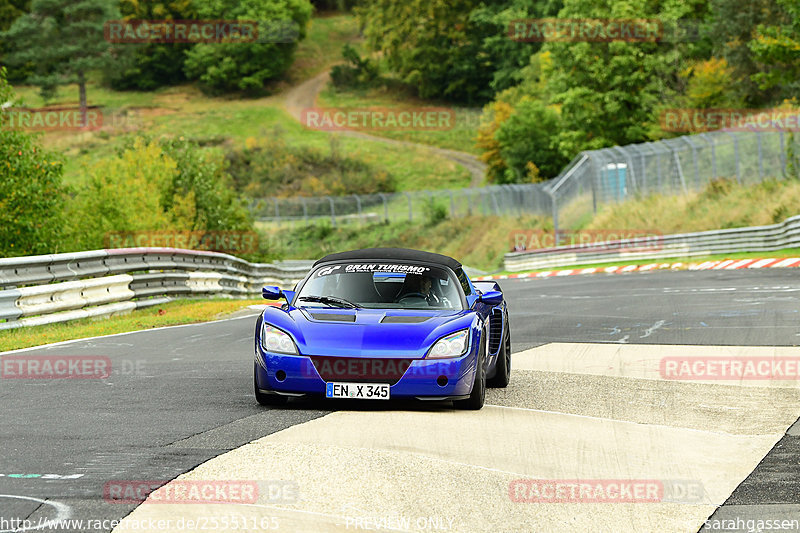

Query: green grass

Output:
[285, 14, 364, 83]
[318, 85, 483, 155]
[584, 178, 800, 233]
[10, 13, 470, 191]
[0, 298, 266, 353]
[263, 214, 550, 272]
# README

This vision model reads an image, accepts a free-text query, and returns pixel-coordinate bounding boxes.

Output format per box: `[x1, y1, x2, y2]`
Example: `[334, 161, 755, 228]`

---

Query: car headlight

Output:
[428, 329, 469, 358]
[261, 324, 298, 355]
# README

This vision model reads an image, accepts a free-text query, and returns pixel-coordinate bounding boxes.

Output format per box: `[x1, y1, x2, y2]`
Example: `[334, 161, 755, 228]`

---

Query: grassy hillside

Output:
[585, 178, 800, 232]
[266, 177, 800, 271]
[11, 15, 471, 192]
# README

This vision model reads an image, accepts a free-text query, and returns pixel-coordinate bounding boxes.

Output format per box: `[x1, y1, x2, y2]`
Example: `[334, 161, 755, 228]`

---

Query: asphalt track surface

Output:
[1, 269, 799, 532]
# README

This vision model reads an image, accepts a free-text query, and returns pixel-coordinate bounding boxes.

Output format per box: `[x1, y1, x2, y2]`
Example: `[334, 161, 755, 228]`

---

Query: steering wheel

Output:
[398, 292, 426, 301]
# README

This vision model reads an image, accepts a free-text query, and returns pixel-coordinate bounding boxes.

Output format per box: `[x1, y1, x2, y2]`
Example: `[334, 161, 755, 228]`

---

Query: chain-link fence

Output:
[251, 128, 799, 233]
[250, 184, 554, 228]
[547, 129, 798, 234]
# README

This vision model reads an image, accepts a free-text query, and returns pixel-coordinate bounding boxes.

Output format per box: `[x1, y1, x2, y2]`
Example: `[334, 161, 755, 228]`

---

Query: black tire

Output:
[487, 329, 511, 388]
[454, 336, 487, 410]
[254, 364, 288, 407]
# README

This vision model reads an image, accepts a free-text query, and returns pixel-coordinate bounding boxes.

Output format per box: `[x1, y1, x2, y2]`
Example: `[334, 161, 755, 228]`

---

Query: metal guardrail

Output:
[504, 215, 800, 271]
[0, 248, 313, 330]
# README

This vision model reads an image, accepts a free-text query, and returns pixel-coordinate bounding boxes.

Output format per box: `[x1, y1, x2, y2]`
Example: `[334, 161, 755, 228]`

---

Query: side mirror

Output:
[479, 290, 503, 306]
[262, 286, 283, 300]
[262, 286, 296, 304]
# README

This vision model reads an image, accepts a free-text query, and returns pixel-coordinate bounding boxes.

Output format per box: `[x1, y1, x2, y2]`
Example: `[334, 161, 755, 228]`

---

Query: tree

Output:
[749, 0, 800, 98]
[0, 67, 67, 256]
[0, 0, 31, 82]
[0, 0, 28, 28]
[706, 0, 788, 105]
[494, 99, 567, 182]
[543, 0, 699, 157]
[184, 0, 313, 95]
[468, 0, 562, 96]
[105, 0, 197, 90]
[2, 0, 119, 121]
[358, 0, 492, 104]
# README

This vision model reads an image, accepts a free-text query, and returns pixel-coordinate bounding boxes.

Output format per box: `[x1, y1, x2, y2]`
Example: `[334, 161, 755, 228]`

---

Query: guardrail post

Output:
[273, 198, 280, 226]
[301, 197, 308, 222]
[404, 192, 413, 221]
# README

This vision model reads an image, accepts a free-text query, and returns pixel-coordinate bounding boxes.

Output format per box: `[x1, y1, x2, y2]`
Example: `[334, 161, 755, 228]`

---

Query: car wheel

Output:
[254, 364, 288, 407]
[454, 336, 486, 410]
[487, 329, 511, 388]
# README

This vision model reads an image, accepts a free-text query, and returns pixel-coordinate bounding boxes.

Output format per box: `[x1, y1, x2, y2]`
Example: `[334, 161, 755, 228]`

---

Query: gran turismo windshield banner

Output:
[315, 264, 432, 277]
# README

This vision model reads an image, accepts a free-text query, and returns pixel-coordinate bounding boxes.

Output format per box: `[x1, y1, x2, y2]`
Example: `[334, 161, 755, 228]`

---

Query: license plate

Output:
[326, 382, 390, 400]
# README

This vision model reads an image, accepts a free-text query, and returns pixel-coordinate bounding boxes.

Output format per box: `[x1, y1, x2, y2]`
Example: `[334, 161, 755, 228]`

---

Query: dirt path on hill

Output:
[284, 70, 487, 187]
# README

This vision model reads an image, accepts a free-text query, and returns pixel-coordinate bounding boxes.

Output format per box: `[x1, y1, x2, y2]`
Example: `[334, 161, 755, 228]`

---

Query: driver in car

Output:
[400, 274, 440, 305]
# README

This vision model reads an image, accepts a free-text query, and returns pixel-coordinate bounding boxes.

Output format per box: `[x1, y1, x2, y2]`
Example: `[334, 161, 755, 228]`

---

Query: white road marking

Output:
[0, 495, 72, 532]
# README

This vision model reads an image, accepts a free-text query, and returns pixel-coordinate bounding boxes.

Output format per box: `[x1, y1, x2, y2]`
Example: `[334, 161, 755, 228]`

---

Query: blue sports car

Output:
[254, 248, 511, 410]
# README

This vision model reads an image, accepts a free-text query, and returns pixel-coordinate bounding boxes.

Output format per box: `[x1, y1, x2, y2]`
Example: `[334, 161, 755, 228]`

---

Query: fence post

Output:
[755, 129, 764, 180]
[301, 197, 308, 222]
[378, 193, 388, 222]
[353, 194, 362, 226]
[671, 141, 690, 195]
[546, 188, 559, 246]
[779, 130, 787, 176]
[404, 192, 413, 222]
[449, 189, 455, 218]
[680, 136, 699, 190]
[699, 133, 717, 180]
[326, 196, 336, 227]
[724, 131, 741, 184]
[273, 198, 280, 226]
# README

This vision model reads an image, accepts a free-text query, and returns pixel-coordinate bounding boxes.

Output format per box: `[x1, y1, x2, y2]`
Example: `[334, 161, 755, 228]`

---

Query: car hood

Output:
[263, 306, 476, 358]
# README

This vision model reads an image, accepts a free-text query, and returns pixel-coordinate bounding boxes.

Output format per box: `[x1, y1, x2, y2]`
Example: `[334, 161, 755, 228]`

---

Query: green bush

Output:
[184, 0, 313, 95]
[422, 198, 449, 226]
[493, 99, 568, 183]
[67, 136, 253, 251]
[0, 67, 67, 256]
[330, 44, 380, 90]
[225, 133, 397, 197]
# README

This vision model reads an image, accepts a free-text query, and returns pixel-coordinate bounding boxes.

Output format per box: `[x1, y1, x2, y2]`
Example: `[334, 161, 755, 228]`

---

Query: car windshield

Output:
[296, 263, 464, 310]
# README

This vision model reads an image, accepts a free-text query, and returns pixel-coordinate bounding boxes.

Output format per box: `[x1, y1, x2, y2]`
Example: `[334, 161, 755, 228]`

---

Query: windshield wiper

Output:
[297, 295, 360, 309]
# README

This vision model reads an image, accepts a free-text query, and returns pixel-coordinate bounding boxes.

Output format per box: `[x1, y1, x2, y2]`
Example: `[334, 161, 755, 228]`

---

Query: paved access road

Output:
[1, 269, 799, 532]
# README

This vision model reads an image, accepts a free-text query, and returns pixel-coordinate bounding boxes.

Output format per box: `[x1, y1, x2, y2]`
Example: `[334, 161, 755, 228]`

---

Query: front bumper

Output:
[255, 348, 477, 400]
